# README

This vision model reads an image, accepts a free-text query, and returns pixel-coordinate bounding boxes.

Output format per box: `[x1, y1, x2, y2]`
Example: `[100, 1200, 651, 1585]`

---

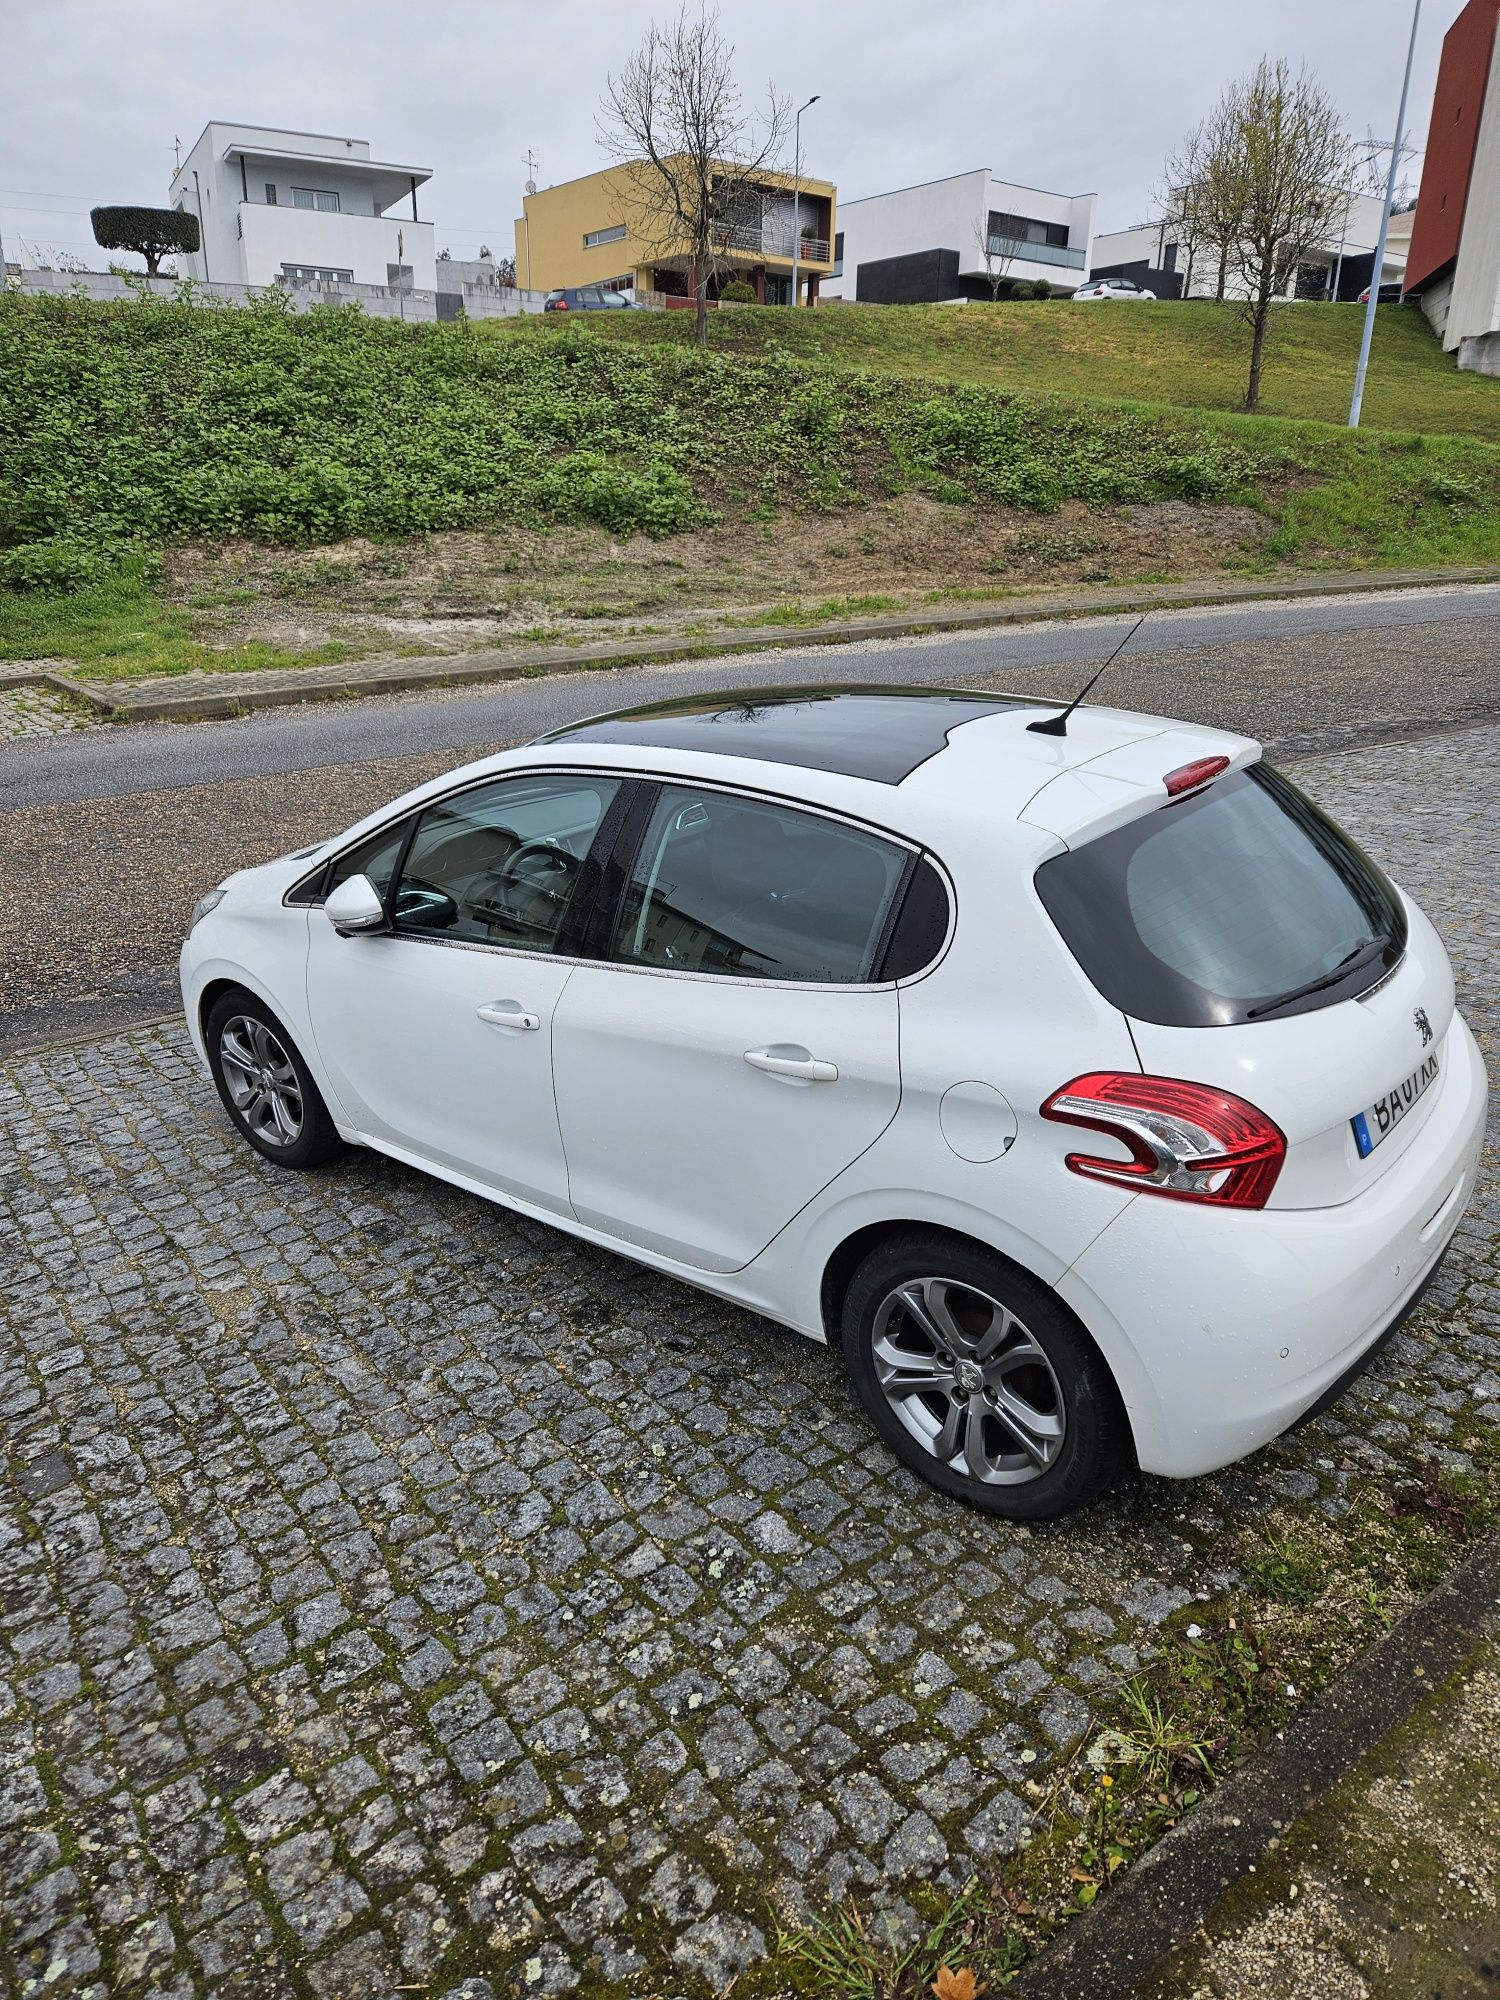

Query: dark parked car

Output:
[543, 287, 638, 311]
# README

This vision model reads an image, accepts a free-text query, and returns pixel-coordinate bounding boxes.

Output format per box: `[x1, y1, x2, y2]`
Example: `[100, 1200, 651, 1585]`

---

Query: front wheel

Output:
[205, 989, 342, 1170]
[840, 1231, 1128, 1519]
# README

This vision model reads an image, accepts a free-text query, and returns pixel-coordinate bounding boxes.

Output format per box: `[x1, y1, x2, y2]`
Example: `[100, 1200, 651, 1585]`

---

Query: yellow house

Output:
[514, 160, 837, 306]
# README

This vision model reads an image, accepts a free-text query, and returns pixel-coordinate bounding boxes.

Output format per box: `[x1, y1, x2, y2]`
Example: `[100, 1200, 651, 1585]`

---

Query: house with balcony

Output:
[821, 170, 1095, 303]
[514, 161, 836, 306]
[168, 122, 435, 294]
[1090, 190, 1410, 303]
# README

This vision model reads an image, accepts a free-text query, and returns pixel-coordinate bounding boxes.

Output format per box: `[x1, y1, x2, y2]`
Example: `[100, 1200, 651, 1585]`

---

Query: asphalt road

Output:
[3, 582, 1499, 1051]
[5, 581, 1500, 812]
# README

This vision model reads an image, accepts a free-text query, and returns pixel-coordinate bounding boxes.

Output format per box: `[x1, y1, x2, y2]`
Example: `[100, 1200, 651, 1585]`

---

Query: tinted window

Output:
[613, 787, 907, 983]
[879, 858, 951, 979]
[1036, 765, 1406, 1027]
[393, 774, 619, 952]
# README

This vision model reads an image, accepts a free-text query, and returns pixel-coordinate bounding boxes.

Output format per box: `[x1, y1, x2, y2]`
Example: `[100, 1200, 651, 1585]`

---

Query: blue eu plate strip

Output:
[1351, 1112, 1374, 1158]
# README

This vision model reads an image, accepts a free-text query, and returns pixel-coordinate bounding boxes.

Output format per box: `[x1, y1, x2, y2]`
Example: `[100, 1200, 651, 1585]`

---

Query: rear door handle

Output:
[477, 1001, 540, 1032]
[744, 1045, 838, 1083]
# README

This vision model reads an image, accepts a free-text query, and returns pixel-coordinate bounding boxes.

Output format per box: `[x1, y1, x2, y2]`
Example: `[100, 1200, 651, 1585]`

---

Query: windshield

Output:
[1035, 763, 1407, 1026]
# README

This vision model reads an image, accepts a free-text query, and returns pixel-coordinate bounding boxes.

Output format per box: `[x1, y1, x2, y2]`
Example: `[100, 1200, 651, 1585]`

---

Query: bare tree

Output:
[1219, 60, 1349, 408]
[972, 214, 1022, 301]
[1159, 101, 1250, 300]
[599, 4, 788, 347]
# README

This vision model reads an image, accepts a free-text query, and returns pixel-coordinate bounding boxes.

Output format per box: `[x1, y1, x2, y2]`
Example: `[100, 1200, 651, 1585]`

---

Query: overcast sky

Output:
[4, 0, 1450, 270]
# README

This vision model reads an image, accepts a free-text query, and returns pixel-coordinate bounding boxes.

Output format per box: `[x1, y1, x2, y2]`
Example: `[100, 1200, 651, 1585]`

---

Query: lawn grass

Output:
[0, 555, 355, 681]
[573, 298, 1500, 444]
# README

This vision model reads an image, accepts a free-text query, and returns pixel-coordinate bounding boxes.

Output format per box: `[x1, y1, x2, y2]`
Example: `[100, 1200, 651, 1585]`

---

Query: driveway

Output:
[2, 725, 1497, 1998]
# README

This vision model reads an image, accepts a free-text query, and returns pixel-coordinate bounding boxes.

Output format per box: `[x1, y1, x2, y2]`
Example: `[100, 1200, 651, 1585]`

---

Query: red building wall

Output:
[1407, 0, 1500, 290]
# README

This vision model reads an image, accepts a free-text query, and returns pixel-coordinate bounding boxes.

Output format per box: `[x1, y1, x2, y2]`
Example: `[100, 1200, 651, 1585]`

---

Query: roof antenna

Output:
[1027, 615, 1146, 736]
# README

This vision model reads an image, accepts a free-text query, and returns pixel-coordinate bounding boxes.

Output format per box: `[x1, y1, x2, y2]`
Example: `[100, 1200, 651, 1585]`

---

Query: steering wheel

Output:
[472, 840, 580, 936]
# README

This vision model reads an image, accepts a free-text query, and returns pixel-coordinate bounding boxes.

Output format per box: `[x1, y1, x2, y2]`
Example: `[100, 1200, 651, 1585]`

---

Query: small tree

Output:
[90, 205, 200, 277]
[600, 3, 788, 347]
[972, 214, 1021, 301]
[1194, 61, 1349, 408]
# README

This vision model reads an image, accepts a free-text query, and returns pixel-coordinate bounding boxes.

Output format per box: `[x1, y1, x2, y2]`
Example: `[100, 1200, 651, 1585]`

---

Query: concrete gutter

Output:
[38, 564, 1500, 724]
[1010, 1525, 1500, 1998]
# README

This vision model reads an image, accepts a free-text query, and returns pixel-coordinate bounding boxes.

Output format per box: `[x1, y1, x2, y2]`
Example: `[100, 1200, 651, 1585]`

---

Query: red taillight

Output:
[1040, 1072, 1286, 1209]
[1164, 755, 1230, 797]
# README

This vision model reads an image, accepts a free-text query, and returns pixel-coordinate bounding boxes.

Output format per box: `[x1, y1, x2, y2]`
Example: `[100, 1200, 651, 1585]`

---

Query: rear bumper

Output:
[1057, 1011, 1488, 1479]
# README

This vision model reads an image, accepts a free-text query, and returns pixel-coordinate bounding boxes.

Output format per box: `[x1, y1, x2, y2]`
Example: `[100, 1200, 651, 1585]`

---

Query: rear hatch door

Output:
[1031, 753, 1452, 1209]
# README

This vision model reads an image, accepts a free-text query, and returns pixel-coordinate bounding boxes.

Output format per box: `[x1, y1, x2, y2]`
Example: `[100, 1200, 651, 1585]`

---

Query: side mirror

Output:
[324, 873, 388, 936]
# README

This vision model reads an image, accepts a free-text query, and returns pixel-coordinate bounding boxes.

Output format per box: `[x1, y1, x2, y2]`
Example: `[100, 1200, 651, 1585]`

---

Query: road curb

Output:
[50, 565, 1500, 724]
[1009, 1526, 1500, 1998]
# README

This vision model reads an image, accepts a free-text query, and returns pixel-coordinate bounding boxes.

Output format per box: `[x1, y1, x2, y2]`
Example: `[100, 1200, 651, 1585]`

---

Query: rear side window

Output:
[612, 786, 908, 983]
[1035, 764, 1407, 1027]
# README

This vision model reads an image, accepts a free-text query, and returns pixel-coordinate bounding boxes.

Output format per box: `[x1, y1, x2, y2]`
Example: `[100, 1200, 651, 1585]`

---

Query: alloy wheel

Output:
[871, 1277, 1067, 1486]
[218, 1015, 304, 1149]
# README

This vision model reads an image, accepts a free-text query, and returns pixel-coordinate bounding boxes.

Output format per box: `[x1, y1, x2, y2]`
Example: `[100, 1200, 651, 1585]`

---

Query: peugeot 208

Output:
[181, 687, 1487, 1518]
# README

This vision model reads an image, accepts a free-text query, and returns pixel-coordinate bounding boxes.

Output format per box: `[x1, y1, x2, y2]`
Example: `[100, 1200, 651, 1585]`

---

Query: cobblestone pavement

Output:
[0, 687, 92, 742]
[3, 728, 1497, 2000]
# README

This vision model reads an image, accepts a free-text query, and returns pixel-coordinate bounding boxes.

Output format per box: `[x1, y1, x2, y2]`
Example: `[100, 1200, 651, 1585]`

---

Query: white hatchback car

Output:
[181, 686, 1486, 1519]
[1072, 278, 1157, 301]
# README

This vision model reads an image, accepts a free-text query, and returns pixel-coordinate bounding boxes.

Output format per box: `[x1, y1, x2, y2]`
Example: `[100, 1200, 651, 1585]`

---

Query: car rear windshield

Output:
[1035, 763, 1407, 1026]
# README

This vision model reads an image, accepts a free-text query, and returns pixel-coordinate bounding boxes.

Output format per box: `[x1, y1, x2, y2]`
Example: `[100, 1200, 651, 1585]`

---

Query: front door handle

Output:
[743, 1044, 838, 1083]
[477, 1001, 540, 1032]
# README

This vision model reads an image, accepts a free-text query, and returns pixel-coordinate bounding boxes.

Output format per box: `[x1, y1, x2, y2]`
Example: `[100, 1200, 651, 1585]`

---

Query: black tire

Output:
[205, 988, 342, 1171]
[840, 1229, 1128, 1520]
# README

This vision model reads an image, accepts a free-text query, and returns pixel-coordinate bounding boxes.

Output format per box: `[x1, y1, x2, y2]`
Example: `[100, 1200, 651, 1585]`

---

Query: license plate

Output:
[1352, 1051, 1440, 1158]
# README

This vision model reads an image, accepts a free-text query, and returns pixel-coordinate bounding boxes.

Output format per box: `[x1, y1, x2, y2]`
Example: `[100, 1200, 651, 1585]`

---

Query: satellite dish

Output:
[525, 180, 537, 195]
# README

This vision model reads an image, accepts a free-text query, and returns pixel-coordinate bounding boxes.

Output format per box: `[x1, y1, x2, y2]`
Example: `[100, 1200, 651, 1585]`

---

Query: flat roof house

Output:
[515, 161, 837, 306]
[1090, 190, 1409, 303]
[168, 122, 436, 294]
[822, 170, 1096, 303]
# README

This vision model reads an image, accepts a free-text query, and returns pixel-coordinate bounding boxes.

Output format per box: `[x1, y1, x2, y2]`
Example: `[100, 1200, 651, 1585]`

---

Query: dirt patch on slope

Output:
[163, 496, 1271, 656]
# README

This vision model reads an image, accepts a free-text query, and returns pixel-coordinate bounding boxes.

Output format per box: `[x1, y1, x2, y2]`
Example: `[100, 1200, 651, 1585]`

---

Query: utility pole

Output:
[1349, 0, 1421, 426]
[522, 149, 539, 296]
[790, 96, 819, 307]
[397, 227, 405, 319]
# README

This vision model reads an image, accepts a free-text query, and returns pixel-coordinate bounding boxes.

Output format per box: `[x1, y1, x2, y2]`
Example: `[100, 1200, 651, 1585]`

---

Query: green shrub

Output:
[719, 279, 758, 304]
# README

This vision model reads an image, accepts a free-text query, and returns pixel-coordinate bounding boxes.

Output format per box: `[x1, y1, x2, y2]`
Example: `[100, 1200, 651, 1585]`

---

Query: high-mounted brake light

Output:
[1164, 755, 1230, 797]
[1040, 1072, 1286, 1209]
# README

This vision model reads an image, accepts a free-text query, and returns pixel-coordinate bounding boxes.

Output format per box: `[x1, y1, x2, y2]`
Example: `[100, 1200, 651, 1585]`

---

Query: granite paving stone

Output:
[1, 726, 1497, 1995]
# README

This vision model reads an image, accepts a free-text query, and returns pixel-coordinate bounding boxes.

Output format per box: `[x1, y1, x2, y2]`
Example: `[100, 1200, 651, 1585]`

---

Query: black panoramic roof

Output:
[538, 684, 1036, 784]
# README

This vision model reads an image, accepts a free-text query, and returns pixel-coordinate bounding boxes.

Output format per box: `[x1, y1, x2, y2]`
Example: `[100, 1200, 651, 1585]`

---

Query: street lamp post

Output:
[1349, 0, 1422, 426]
[790, 94, 820, 307]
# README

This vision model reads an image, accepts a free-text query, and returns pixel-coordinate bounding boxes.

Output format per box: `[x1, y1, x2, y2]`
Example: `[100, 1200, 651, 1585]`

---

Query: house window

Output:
[292, 188, 341, 213]
[281, 262, 354, 284]
[387, 263, 414, 293]
[265, 183, 278, 205]
[831, 230, 844, 277]
[584, 223, 627, 248]
[988, 210, 1070, 250]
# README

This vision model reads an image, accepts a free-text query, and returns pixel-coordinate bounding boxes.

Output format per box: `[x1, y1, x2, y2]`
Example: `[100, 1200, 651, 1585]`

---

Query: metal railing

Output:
[713, 223, 831, 264]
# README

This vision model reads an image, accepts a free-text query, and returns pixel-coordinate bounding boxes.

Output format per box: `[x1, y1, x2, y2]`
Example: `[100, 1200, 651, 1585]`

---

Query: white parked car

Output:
[181, 686, 1486, 1519]
[1073, 278, 1157, 300]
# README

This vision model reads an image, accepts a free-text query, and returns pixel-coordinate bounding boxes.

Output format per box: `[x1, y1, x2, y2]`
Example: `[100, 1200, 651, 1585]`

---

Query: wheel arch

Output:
[818, 1216, 1145, 1469]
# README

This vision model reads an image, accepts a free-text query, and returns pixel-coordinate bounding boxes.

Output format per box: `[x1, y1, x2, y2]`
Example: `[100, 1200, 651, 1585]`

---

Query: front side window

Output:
[292, 187, 341, 212]
[392, 774, 620, 953]
[613, 787, 907, 983]
[1036, 764, 1407, 1026]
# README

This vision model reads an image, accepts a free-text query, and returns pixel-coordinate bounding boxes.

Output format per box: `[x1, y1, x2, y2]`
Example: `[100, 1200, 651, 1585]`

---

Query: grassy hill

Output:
[575, 297, 1500, 444]
[2, 291, 1499, 681]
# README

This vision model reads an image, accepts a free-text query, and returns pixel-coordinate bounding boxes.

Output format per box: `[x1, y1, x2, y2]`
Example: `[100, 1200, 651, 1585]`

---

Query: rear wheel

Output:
[840, 1231, 1127, 1519]
[206, 989, 341, 1170]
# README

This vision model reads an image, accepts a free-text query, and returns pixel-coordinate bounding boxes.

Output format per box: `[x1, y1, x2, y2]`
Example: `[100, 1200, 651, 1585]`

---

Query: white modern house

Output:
[823, 170, 1096, 303]
[1089, 191, 1409, 302]
[167, 122, 436, 293]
